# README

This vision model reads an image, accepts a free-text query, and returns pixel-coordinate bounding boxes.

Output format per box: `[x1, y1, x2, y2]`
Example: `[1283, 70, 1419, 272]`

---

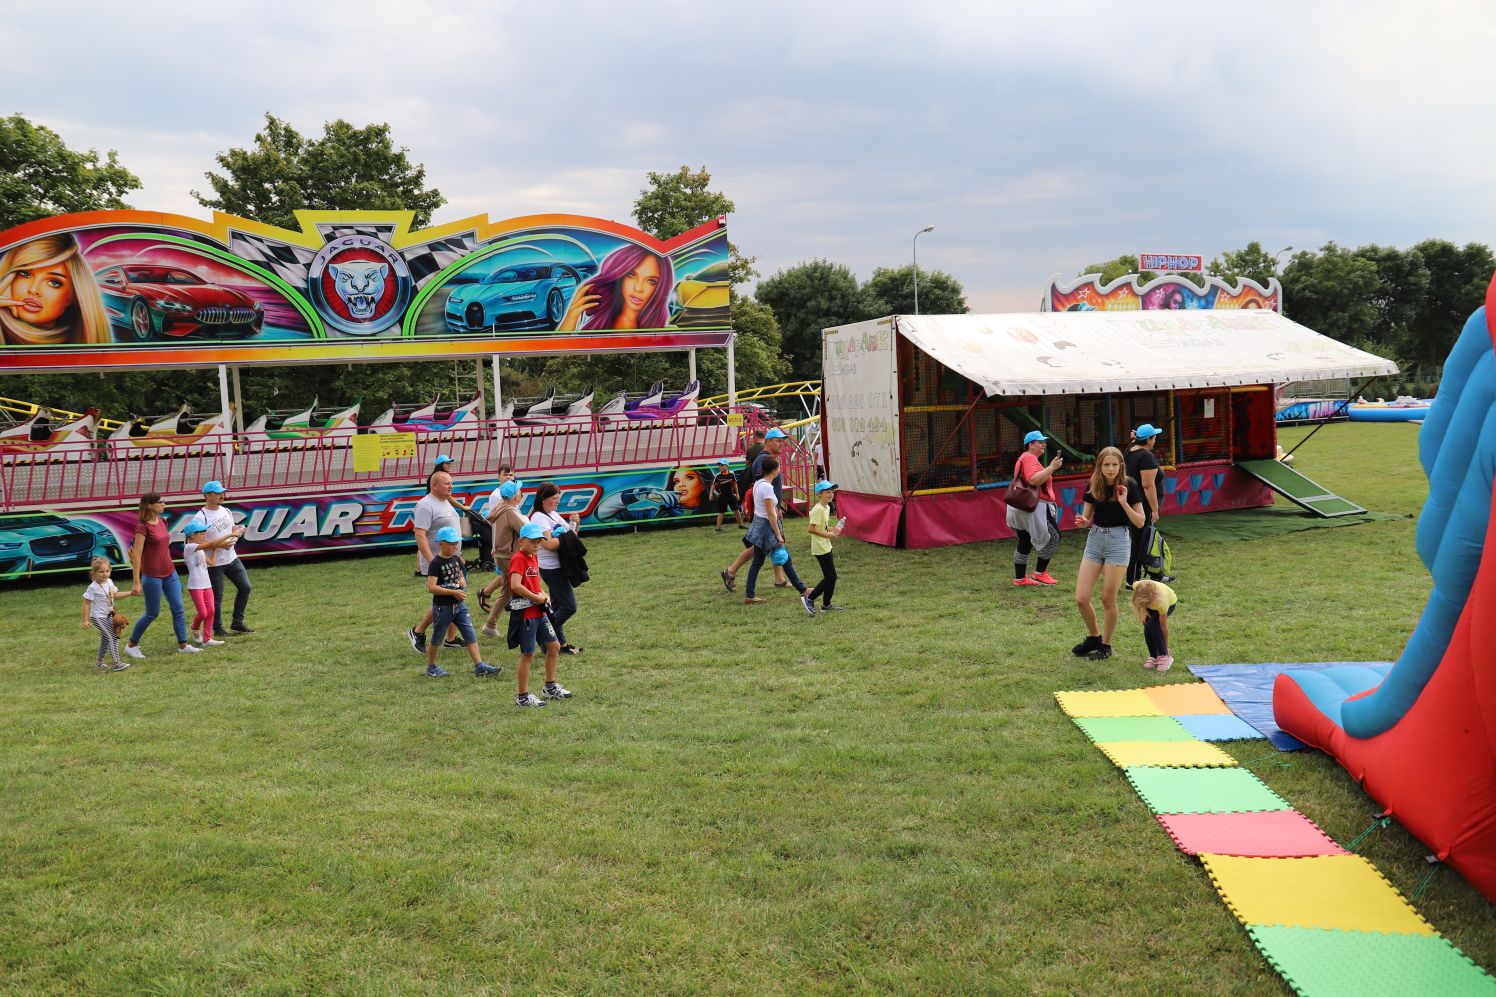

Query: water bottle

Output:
[835, 516, 847, 532]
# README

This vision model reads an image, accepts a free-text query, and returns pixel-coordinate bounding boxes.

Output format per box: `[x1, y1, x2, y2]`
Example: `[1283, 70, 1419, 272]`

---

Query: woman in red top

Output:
[124, 492, 198, 659]
[1007, 430, 1065, 587]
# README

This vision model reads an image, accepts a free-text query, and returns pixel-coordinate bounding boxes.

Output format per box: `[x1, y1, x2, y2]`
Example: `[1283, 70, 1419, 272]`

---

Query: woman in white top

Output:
[529, 481, 584, 654]
[741, 457, 815, 612]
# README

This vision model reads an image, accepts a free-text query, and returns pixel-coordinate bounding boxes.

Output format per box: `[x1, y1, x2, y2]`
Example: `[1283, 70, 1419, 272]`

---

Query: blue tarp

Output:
[1186, 662, 1395, 750]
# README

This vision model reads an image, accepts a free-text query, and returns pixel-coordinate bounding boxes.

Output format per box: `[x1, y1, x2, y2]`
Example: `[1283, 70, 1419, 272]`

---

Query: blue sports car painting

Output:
[444, 263, 592, 333]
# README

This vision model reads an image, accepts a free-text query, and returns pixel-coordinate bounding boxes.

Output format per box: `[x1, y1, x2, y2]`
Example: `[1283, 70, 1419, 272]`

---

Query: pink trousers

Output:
[189, 587, 215, 637]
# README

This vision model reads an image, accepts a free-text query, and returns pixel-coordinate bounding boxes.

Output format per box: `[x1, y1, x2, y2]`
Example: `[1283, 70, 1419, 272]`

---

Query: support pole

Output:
[726, 338, 737, 408]
[688, 348, 697, 385]
[475, 359, 487, 420]
[491, 355, 504, 417]
[217, 364, 233, 481]
[231, 367, 245, 433]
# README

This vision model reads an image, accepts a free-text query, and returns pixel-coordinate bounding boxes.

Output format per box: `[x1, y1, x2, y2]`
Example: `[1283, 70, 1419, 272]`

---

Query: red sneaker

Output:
[1013, 576, 1040, 587]
[1029, 571, 1058, 585]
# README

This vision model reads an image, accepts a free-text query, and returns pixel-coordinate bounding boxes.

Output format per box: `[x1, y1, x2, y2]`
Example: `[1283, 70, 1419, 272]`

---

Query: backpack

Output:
[1143, 527, 1173, 580]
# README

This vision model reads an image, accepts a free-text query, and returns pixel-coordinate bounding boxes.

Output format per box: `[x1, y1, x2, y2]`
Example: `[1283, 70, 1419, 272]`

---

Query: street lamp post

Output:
[912, 225, 935, 314]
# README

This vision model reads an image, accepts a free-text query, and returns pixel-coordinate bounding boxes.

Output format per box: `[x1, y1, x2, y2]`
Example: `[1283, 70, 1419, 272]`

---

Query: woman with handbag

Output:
[1006, 430, 1064, 587]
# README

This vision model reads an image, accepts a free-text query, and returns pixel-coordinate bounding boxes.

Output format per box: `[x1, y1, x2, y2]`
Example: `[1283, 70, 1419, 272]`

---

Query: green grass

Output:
[1, 422, 1492, 994]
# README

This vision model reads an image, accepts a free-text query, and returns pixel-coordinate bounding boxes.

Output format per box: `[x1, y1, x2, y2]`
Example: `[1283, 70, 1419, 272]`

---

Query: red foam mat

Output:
[1157, 810, 1348, 857]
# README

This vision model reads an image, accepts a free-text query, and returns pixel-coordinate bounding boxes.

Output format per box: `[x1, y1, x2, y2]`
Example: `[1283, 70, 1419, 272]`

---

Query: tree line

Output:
[3, 112, 1485, 417]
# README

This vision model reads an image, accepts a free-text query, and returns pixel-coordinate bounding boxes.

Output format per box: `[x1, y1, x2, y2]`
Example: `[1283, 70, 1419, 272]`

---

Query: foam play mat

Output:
[1157, 811, 1346, 858]
[1053, 689, 1161, 718]
[1200, 853, 1436, 935]
[1172, 713, 1264, 742]
[1246, 926, 1496, 996]
[1142, 682, 1233, 716]
[1095, 740, 1238, 769]
[1125, 767, 1291, 814]
[1071, 716, 1196, 742]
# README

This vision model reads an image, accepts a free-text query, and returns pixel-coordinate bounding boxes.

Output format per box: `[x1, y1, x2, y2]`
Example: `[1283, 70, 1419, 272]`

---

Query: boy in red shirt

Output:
[508, 522, 570, 706]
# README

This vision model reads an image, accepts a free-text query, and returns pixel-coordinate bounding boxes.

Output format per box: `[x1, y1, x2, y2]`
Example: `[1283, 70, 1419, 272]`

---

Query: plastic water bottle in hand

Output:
[835, 516, 847, 533]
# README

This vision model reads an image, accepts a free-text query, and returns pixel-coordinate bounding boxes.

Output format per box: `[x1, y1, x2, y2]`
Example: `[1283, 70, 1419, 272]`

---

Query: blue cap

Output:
[815, 480, 839, 493]
[1135, 423, 1163, 440]
[1023, 430, 1047, 445]
[519, 522, 546, 540]
[435, 526, 461, 544]
[434, 453, 454, 466]
[765, 427, 787, 440]
[183, 520, 207, 535]
[769, 544, 790, 566]
[499, 480, 521, 499]
[201, 480, 226, 493]
[717, 458, 730, 466]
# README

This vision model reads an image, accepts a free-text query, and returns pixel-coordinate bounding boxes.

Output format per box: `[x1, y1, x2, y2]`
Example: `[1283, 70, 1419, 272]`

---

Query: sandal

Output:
[773, 581, 790, 588]
[477, 591, 492, 613]
[560, 643, 583, 655]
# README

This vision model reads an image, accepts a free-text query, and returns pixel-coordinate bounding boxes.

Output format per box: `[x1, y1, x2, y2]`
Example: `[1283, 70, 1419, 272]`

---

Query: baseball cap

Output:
[1135, 423, 1163, 440]
[519, 522, 546, 540]
[815, 480, 839, 493]
[435, 526, 461, 544]
[182, 520, 207, 535]
[201, 480, 226, 493]
[717, 458, 730, 467]
[498, 480, 521, 500]
[434, 453, 454, 466]
[1023, 430, 1047, 445]
[765, 427, 787, 440]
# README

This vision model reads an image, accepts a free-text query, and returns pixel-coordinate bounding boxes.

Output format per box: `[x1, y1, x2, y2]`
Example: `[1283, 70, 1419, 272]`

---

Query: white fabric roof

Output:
[892, 311, 1397, 396]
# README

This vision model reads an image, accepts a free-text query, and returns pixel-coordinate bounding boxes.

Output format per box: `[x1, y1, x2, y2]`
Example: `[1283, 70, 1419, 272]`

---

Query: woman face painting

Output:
[7, 262, 74, 326]
[671, 469, 709, 508]
[617, 255, 661, 326]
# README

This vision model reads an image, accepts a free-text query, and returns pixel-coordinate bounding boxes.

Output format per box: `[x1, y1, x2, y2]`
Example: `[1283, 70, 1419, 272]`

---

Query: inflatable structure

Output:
[1273, 279, 1496, 902]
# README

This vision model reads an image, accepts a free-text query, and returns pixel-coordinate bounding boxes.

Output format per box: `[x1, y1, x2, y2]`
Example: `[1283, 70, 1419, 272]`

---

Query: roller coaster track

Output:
[698, 380, 822, 407]
[0, 395, 126, 432]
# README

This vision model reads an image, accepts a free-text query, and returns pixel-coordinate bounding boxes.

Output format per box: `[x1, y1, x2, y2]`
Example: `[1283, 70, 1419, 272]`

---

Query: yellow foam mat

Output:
[1199, 853, 1436, 936]
[1144, 683, 1233, 715]
[1054, 689, 1163, 718]
[1095, 741, 1239, 769]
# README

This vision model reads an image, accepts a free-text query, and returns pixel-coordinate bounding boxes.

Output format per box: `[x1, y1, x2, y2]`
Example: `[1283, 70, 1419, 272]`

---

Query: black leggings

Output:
[808, 553, 836, 606]
[1014, 504, 1060, 578]
[1143, 604, 1175, 657]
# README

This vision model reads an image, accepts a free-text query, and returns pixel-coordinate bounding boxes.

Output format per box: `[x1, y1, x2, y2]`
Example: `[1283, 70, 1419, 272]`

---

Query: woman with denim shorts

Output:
[1071, 447, 1145, 661]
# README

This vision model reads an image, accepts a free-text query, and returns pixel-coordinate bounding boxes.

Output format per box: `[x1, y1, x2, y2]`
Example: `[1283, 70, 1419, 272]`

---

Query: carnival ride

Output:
[1272, 286, 1496, 903]
[1345, 397, 1434, 422]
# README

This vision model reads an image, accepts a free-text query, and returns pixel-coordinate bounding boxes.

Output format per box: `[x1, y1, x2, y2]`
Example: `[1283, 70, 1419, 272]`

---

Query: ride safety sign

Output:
[351, 432, 418, 472]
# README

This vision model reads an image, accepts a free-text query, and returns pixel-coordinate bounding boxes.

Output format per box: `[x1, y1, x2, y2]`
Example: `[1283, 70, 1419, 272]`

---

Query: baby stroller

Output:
[462, 506, 495, 572]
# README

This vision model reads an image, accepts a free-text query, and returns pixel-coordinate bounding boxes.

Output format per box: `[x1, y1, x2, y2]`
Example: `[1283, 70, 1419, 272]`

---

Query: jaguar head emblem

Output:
[328, 262, 389, 319]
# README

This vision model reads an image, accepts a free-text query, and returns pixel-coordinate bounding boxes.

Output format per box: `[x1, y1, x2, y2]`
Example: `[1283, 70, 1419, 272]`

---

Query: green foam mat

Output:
[1124, 767, 1291, 814]
[1247, 926, 1496, 997]
[1072, 716, 1197, 743]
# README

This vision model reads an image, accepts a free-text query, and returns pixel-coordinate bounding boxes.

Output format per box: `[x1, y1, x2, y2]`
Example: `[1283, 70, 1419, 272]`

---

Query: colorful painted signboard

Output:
[0, 462, 735, 580]
[0, 210, 731, 372]
[1044, 273, 1282, 313]
[1138, 253, 1203, 272]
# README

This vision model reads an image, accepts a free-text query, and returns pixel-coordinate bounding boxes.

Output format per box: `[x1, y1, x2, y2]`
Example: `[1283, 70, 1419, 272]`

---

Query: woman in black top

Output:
[1124, 424, 1164, 586]
[1072, 447, 1146, 660]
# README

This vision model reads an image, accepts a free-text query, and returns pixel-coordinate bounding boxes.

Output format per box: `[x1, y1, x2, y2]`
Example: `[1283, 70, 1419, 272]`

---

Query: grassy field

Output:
[1, 422, 1492, 994]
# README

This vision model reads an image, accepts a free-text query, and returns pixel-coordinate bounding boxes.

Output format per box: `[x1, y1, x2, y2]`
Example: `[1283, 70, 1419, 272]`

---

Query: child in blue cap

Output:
[805, 480, 845, 611]
[424, 525, 501, 679]
[182, 520, 225, 647]
[507, 522, 570, 706]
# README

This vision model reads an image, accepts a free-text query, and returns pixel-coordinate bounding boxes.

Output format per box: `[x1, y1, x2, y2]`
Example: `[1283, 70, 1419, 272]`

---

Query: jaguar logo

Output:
[329, 262, 390, 319]
[307, 235, 412, 336]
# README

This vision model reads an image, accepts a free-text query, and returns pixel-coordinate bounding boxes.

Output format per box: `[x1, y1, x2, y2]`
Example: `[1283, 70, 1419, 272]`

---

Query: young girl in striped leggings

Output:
[81, 557, 133, 671]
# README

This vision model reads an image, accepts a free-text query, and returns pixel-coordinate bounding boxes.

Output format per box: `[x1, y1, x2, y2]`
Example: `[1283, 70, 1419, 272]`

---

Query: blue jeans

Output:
[539, 566, 575, 645]
[431, 602, 478, 646]
[746, 545, 805, 598]
[130, 573, 187, 645]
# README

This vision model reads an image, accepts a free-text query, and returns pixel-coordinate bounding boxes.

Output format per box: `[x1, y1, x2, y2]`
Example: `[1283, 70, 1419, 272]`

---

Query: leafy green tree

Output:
[755, 260, 881, 381]
[1403, 239, 1495, 370]
[1353, 244, 1430, 352]
[192, 114, 445, 231]
[1278, 243, 1381, 343]
[1206, 242, 1282, 287]
[632, 164, 757, 285]
[0, 114, 140, 231]
[863, 264, 969, 317]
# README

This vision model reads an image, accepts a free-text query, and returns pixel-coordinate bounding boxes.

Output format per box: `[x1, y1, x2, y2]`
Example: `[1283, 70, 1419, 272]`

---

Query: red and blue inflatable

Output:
[1273, 274, 1496, 902]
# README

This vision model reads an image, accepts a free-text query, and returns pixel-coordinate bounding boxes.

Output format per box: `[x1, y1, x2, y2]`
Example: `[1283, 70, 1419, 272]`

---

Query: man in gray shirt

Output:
[408, 469, 462, 654]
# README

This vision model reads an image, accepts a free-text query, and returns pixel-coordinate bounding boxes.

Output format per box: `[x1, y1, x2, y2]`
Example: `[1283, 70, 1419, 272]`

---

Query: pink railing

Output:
[0, 413, 747, 512]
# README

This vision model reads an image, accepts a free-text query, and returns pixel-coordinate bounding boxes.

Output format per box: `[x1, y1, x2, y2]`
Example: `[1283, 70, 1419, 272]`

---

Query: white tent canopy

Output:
[893, 310, 1397, 396]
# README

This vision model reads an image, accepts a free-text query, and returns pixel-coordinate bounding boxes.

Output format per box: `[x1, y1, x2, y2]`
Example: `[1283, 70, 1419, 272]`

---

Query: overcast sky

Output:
[5, 0, 1493, 311]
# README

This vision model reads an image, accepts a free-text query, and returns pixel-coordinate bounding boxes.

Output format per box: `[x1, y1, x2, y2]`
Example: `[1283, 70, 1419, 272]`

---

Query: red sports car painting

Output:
[95, 264, 264, 341]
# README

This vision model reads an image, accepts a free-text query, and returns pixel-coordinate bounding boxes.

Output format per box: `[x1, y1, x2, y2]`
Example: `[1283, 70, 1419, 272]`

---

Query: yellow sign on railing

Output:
[351, 432, 418, 472]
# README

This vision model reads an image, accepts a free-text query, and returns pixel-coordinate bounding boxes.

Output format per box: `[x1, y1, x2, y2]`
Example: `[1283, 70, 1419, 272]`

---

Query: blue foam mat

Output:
[1185, 662, 1394, 750]
[1173, 712, 1264, 742]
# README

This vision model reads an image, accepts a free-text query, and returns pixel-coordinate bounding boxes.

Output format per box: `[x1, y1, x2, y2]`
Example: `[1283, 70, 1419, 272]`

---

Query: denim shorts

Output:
[1083, 525, 1133, 566]
[518, 614, 558, 654]
[431, 602, 477, 646]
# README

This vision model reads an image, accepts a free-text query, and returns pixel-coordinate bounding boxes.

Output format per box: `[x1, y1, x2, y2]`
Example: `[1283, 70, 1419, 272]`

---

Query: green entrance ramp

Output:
[1236, 459, 1366, 518]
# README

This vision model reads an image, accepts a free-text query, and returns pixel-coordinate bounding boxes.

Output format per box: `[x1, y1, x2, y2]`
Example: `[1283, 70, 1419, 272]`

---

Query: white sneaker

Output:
[516, 692, 547, 708]
[124, 645, 145, 660]
[480, 625, 500, 638]
[203, 638, 226, 647]
[178, 644, 202, 654]
[543, 682, 572, 700]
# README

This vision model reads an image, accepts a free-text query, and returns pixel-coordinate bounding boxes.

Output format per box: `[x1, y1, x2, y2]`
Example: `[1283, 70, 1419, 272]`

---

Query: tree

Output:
[633, 164, 757, 286]
[1353, 244, 1430, 352]
[192, 114, 445, 231]
[863, 264, 969, 317]
[0, 114, 140, 231]
[1403, 239, 1495, 370]
[1207, 241, 1282, 287]
[1278, 243, 1381, 343]
[755, 260, 881, 381]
